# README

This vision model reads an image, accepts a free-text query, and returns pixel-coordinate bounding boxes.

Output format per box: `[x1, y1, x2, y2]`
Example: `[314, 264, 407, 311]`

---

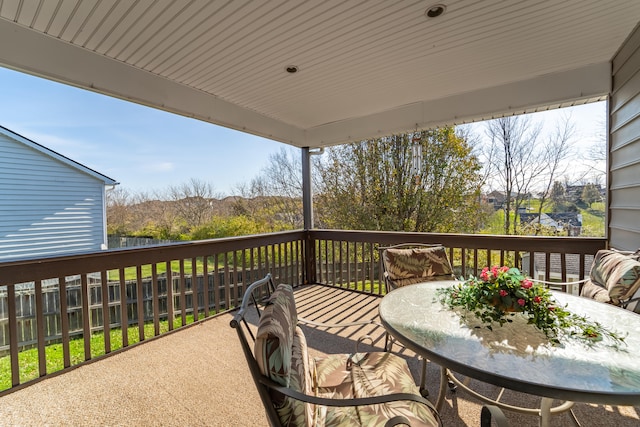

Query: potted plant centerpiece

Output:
[437, 266, 626, 345]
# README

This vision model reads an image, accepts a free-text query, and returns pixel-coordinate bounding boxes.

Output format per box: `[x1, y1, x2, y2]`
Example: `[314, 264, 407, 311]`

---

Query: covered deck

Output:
[1, 284, 637, 426]
[1, 2, 640, 425]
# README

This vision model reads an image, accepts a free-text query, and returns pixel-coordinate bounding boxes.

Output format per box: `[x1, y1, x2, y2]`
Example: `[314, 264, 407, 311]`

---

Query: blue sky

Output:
[0, 66, 286, 196]
[0, 66, 606, 195]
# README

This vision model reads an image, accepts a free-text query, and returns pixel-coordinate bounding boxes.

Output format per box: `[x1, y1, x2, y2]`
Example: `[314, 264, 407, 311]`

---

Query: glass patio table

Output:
[379, 281, 640, 427]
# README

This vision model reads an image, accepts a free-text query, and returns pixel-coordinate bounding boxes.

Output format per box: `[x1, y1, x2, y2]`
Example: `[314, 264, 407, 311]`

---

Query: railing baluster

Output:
[59, 276, 71, 367]
[203, 256, 209, 318]
[223, 252, 230, 310]
[81, 274, 91, 360]
[178, 260, 186, 327]
[100, 271, 111, 353]
[118, 269, 128, 346]
[214, 253, 220, 314]
[7, 285, 19, 386]
[136, 266, 145, 341]
[151, 264, 160, 336]
[34, 280, 46, 377]
[346, 241, 352, 289]
[166, 262, 174, 332]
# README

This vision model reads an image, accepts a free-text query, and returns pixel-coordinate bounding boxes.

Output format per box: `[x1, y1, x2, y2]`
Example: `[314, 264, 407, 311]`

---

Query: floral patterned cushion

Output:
[255, 284, 298, 388]
[582, 249, 640, 312]
[255, 283, 439, 427]
[383, 246, 454, 289]
[313, 352, 439, 427]
[579, 279, 611, 303]
[277, 326, 315, 427]
[255, 284, 315, 427]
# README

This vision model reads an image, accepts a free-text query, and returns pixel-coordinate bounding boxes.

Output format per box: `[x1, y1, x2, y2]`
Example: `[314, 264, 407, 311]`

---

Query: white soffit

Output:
[0, 0, 638, 148]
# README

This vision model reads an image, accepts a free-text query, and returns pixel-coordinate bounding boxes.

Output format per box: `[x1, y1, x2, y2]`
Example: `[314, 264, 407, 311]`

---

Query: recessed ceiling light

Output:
[425, 4, 446, 18]
[285, 65, 299, 74]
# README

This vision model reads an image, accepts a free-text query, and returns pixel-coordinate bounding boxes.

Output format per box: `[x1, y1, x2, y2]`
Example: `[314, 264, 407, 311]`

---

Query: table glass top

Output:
[379, 281, 640, 404]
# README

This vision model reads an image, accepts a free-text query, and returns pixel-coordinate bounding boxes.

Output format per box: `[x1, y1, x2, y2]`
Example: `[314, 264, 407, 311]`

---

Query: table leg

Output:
[435, 367, 448, 411]
[539, 398, 552, 427]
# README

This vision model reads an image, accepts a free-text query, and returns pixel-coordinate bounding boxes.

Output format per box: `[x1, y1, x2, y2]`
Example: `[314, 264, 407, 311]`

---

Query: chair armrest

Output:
[298, 315, 385, 330]
[258, 375, 442, 425]
[481, 405, 510, 426]
[532, 278, 588, 293]
[297, 316, 390, 352]
[532, 278, 588, 286]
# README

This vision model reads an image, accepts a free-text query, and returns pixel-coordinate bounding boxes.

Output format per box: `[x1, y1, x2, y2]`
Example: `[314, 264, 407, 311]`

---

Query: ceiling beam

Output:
[306, 62, 611, 147]
[0, 19, 304, 146]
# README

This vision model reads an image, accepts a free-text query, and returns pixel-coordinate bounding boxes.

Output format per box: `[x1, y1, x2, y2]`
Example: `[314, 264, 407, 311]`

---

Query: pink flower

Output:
[491, 266, 499, 277]
[500, 266, 510, 273]
[521, 279, 533, 289]
[517, 298, 526, 306]
[533, 296, 541, 303]
[499, 290, 508, 297]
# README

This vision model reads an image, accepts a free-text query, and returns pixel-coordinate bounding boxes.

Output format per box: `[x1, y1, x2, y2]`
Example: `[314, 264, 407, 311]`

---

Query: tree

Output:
[106, 187, 132, 235]
[482, 116, 546, 234]
[315, 128, 485, 232]
[168, 178, 220, 230]
[234, 148, 305, 229]
[550, 181, 566, 205]
[581, 183, 601, 208]
[532, 115, 576, 233]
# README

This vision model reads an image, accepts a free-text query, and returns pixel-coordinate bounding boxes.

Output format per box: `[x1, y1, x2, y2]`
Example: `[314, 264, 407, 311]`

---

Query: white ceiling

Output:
[0, 0, 639, 148]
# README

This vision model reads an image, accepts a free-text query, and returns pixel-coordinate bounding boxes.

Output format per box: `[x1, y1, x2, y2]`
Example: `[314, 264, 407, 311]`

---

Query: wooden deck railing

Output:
[0, 231, 306, 394]
[307, 230, 607, 295]
[0, 229, 607, 394]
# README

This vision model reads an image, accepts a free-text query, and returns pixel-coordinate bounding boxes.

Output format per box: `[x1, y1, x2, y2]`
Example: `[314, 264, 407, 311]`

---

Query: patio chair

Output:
[380, 243, 457, 397]
[579, 248, 640, 313]
[230, 274, 449, 426]
[380, 243, 456, 293]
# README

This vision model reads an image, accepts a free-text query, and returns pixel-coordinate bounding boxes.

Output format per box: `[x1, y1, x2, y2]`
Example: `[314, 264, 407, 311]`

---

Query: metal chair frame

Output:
[230, 274, 451, 427]
[379, 243, 457, 397]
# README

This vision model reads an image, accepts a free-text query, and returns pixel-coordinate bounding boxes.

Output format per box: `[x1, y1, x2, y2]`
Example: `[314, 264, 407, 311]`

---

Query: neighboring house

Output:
[0, 126, 118, 261]
[519, 212, 582, 236]
[485, 191, 506, 210]
[565, 183, 605, 203]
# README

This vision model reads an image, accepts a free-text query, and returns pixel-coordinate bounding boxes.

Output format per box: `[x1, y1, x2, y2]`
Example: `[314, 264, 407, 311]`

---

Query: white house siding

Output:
[610, 23, 640, 252]
[0, 131, 111, 260]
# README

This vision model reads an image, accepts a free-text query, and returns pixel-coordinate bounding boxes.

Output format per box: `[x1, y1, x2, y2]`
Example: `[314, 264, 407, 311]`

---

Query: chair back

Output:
[580, 249, 640, 312]
[381, 243, 455, 292]
[230, 274, 283, 426]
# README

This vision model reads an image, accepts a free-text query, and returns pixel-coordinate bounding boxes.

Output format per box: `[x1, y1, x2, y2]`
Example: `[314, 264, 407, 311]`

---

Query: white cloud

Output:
[144, 162, 175, 172]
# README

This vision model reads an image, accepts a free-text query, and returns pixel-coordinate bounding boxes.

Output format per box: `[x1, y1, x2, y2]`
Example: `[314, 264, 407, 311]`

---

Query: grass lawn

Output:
[0, 313, 208, 392]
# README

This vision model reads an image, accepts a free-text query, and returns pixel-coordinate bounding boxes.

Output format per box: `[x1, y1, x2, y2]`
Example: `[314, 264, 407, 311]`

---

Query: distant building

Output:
[565, 183, 604, 203]
[0, 126, 118, 261]
[519, 212, 582, 236]
[485, 191, 506, 210]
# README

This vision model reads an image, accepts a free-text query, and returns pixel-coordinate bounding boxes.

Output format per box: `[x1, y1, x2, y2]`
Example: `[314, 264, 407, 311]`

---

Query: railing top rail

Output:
[0, 230, 306, 286]
[308, 229, 607, 254]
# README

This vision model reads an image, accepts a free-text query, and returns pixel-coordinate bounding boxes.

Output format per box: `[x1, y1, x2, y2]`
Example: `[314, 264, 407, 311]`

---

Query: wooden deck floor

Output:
[0, 284, 638, 426]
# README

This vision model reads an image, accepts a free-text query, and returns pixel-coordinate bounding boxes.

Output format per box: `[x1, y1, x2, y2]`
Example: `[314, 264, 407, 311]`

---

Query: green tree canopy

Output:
[315, 128, 485, 232]
[580, 183, 601, 208]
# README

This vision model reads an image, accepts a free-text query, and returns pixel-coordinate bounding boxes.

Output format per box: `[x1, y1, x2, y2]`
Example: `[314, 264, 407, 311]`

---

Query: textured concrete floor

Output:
[0, 284, 638, 426]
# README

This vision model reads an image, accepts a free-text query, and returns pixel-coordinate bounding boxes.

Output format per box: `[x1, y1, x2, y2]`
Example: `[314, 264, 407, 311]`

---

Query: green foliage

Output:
[580, 184, 602, 207]
[550, 181, 566, 204]
[190, 215, 265, 240]
[553, 201, 578, 213]
[437, 266, 626, 345]
[316, 128, 486, 232]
